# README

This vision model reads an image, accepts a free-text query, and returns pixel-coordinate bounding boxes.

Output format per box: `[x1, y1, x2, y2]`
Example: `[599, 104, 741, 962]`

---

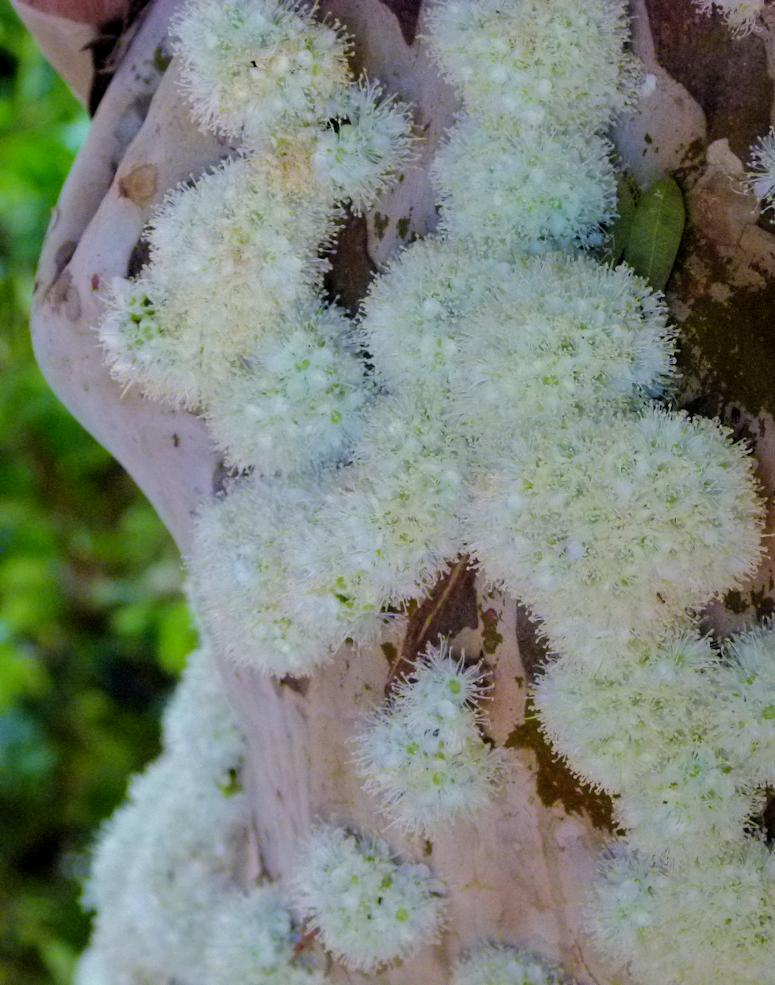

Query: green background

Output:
[0, 4, 195, 982]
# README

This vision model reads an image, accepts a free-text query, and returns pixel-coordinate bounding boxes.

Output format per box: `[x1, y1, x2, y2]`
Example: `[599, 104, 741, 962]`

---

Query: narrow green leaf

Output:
[603, 175, 637, 266]
[622, 176, 686, 290]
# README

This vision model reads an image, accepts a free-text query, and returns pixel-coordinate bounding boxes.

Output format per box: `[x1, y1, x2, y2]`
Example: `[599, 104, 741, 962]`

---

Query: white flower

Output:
[394, 638, 489, 735]
[450, 255, 674, 467]
[615, 744, 756, 862]
[292, 823, 446, 970]
[467, 408, 763, 661]
[81, 645, 249, 985]
[313, 81, 415, 212]
[359, 236, 499, 393]
[189, 476, 373, 675]
[433, 121, 617, 257]
[354, 638, 503, 832]
[205, 301, 369, 475]
[713, 625, 775, 786]
[452, 943, 570, 985]
[314, 393, 467, 609]
[694, 0, 764, 37]
[425, 0, 638, 131]
[747, 127, 775, 209]
[97, 275, 195, 403]
[173, 0, 351, 142]
[161, 642, 246, 781]
[203, 887, 327, 984]
[588, 841, 775, 985]
[534, 633, 719, 794]
[100, 153, 337, 408]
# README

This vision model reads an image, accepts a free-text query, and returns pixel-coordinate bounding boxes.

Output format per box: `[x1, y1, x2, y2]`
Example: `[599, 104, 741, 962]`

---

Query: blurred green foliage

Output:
[0, 5, 195, 982]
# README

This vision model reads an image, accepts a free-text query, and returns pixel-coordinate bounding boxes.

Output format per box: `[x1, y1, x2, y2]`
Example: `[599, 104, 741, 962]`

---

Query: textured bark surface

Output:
[18, 0, 775, 982]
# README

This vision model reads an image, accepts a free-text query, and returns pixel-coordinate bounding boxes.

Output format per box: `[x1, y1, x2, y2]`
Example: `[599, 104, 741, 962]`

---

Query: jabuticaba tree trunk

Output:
[15, 0, 775, 981]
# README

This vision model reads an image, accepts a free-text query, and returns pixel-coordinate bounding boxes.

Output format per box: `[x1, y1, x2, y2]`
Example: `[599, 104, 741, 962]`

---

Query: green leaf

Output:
[622, 176, 686, 291]
[603, 175, 637, 266]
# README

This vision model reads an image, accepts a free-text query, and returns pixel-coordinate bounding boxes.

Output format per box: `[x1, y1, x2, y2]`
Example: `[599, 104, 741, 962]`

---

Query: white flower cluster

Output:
[98, 0, 413, 475]
[425, 0, 636, 132]
[79, 645, 248, 985]
[714, 627, 775, 786]
[539, 624, 775, 982]
[470, 410, 761, 661]
[202, 886, 326, 985]
[452, 943, 571, 985]
[354, 639, 504, 832]
[420, 3, 770, 983]
[76, 643, 326, 985]
[190, 475, 387, 674]
[747, 127, 775, 210]
[589, 840, 775, 985]
[172, 0, 350, 141]
[292, 822, 446, 971]
[425, 0, 638, 256]
[190, 0, 687, 679]
[693, 0, 764, 36]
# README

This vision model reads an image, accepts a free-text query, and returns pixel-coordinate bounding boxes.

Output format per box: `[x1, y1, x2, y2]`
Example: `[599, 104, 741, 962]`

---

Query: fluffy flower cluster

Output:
[534, 634, 719, 795]
[539, 623, 775, 974]
[204, 301, 369, 474]
[77, 643, 326, 985]
[712, 625, 775, 786]
[450, 256, 674, 456]
[361, 245, 673, 419]
[747, 127, 775, 210]
[588, 841, 775, 985]
[469, 410, 762, 660]
[359, 238, 493, 393]
[535, 632, 771, 862]
[173, 0, 351, 141]
[292, 823, 446, 971]
[354, 639, 504, 831]
[78, 645, 244, 983]
[188, 476, 381, 674]
[99, 0, 413, 475]
[202, 887, 326, 985]
[693, 0, 764, 36]
[425, 0, 637, 131]
[452, 944, 571, 985]
[432, 123, 616, 257]
[425, 0, 637, 255]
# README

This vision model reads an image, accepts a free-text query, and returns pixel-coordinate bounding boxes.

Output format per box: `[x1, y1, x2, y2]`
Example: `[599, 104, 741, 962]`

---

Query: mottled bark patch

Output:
[674, 227, 775, 416]
[118, 163, 158, 207]
[45, 269, 82, 321]
[277, 675, 311, 696]
[515, 604, 549, 682]
[506, 697, 617, 833]
[386, 557, 479, 693]
[127, 235, 150, 278]
[377, 0, 424, 44]
[645, 0, 771, 160]
[324, 213, 375, 314]
[86, 0, 154, 114]
[54, 238, 77, 275]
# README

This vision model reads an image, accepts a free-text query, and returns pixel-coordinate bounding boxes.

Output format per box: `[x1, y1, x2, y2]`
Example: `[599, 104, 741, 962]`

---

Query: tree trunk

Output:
[16, 0, 775, 982]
